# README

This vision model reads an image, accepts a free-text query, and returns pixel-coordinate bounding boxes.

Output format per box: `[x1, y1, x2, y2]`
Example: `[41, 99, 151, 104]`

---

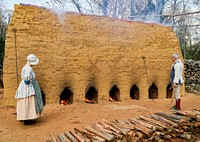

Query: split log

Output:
[79, 129, 106, 142]
[93, 124, 123, 139]
[176, 111, 196, 117]
[50, 133, 58, 142]
[58, 133, 71, 142]
[76, 133, 90, 142]
[65, 131, 78, 142]
[134, 123, 152, 136]
[99, 122, 121, 134]
[155, 113, 182, 126]
[129, 118, 154, 129]
[70, 131, 85, 142]
[156, 112, 182, 120]
[164, 135, 172, 140]
[136, 131, 143, 139]
[91, 126, 115, 140]
[123, 120, 134, 125]
[90, 136, 106, 142]
[193, 109, 200, 113]
[85, 126, 114, 141]
[74, 128, 92, 138]
[112, 121, 135, 130]
[151, 114, 178, 127]
[126, 131, 135, 142]
[179, 134, 191, 140]
[128, 119, 153, 134]
[102, 119, 129, 135]
[139, 115, 168, 129]
[176, 111, 200, 121]
[155, 112, 184, 126]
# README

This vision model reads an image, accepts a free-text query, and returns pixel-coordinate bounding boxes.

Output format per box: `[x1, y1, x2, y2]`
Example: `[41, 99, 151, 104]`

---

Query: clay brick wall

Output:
[3, 4, 184, 106]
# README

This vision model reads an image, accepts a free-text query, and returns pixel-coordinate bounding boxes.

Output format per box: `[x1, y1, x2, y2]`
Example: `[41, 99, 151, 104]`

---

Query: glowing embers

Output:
[130, 84, 139, 100]
[166, 83, 173, 99]
[148, 83, 158, 99]
[60, 88, 73, 105]
[85, 87, 98, 104]
[109, 85, 121, 102]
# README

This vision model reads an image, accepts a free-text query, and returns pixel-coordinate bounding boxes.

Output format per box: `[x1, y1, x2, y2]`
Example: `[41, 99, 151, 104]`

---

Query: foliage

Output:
[186, 41, 200, 60]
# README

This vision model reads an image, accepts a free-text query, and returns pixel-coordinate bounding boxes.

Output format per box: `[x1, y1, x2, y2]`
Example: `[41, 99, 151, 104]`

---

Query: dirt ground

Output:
[0, 93, 200, 142]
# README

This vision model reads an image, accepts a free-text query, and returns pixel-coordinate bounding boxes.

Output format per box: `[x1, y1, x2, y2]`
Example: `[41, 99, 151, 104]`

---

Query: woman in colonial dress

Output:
[16, 54, 44, 125]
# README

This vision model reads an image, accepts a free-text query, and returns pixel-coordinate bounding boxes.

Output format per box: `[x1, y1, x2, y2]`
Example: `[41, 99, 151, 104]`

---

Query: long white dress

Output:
[16, 65, 39, 120]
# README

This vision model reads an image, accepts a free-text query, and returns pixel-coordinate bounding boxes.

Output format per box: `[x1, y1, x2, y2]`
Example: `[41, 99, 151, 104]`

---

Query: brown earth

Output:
[0, 93, 200, 142]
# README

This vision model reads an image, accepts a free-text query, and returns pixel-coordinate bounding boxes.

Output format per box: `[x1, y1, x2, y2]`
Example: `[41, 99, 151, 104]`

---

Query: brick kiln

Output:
[3, 4, 184, 106]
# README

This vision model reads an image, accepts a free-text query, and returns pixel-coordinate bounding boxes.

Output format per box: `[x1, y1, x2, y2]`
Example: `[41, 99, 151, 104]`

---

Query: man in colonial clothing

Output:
[170, 54, 184, 111]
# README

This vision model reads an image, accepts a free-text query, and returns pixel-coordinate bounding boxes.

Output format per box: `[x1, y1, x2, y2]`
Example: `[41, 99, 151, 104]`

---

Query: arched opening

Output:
[41, 90, 46, 106]
[109, 85, 120, 102]
[148, 83, 158, 99]
[0, 78, 3, 89]
[85, 86, 98, 104]
[130, 84, 139, 100]
[166, 83, 173, 99]
[60, 88, 73, 105]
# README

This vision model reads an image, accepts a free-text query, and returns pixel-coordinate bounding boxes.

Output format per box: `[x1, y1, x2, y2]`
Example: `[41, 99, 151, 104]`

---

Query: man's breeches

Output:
[174, 85, 181, 100]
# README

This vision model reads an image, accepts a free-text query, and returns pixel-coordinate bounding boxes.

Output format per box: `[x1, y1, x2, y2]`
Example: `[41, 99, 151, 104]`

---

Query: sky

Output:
[4, 0, 48, 10]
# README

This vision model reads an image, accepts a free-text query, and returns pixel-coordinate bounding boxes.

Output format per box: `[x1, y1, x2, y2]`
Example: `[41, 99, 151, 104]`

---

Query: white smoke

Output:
[47, 6, 67, 24]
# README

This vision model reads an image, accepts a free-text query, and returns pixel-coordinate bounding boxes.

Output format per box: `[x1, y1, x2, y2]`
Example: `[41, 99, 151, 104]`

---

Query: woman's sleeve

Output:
[22, 67, 32, 80]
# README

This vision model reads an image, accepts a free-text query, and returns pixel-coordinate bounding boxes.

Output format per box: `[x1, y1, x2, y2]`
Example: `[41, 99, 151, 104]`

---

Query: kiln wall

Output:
[3, 4, 184, 106]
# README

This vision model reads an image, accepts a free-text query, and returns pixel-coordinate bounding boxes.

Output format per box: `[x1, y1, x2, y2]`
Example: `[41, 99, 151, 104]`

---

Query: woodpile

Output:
[184, 60, 200, 94]
[47, 110, 200, 142]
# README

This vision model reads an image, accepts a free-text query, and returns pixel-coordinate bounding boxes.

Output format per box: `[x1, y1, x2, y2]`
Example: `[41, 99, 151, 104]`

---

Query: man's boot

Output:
[171, 99, 178, 110]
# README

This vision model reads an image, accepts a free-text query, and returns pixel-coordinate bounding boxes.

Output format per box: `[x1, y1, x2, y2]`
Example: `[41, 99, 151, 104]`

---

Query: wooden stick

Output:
[91, 136, 106, 142]
[134, 124, 152, 136]
[102, 119, 129, 135]
[70, 131, 85, 142]
[85, 126, 114, 141]
[58, 133, 71, 142]
[76, 129, 105, 142]
[112, 121, 135, 130]
[130, 118, 154, 129]
[91, 126, 115, 140]
[139, 115, 168, 129]
[102, 119, 120, 129]
[93, 124, 123, 139]
[156, 112, 182, 120]
[154, 114, 180, 126]
[65, 131, 78, 142]
[99, 122, 121, 134]
[76, 133, 90, 142]
[151, 114, 178, 127]
[50, 133, 58, 142]
[126, 131, 135, 141]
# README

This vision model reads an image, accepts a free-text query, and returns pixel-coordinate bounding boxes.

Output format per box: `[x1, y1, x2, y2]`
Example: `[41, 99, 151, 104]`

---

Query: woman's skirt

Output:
[16, 95, 39, 120]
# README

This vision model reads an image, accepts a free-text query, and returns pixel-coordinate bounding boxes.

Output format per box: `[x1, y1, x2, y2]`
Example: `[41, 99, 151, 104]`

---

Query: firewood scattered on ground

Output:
[47, 110, 200, 142]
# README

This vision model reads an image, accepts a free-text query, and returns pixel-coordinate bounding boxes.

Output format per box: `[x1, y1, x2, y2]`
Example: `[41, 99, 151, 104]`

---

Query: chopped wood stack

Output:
[47, 110, 200, 142]
[184, 60, 200, 94]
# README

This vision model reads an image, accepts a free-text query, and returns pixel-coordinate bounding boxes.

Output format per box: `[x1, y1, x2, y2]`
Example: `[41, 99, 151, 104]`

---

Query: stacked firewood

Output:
[184, 60, 200, 94]
[47, 110, 200, 142]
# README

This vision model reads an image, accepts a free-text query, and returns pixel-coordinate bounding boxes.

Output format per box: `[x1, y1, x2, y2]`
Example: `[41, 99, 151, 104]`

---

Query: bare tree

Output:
[0, 1, 13, 69]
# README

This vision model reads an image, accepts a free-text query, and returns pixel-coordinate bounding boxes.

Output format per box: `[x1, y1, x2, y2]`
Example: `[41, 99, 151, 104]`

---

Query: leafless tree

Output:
[0, 0, 13, 69]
